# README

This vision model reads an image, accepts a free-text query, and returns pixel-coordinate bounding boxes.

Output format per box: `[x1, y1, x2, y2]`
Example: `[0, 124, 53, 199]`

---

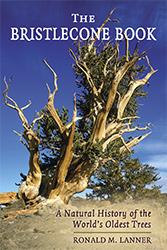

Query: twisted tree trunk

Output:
[2, 11, 157, 207]
[3, 79, 42, 201]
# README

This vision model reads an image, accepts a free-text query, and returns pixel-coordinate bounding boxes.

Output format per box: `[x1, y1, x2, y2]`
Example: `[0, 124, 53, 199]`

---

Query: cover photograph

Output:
[0, 0, 166, 249]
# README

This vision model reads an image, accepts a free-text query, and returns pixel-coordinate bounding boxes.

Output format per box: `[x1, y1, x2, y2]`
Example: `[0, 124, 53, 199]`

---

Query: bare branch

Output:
[98, 80, 105, 94]
[106, 121, 121, 135]
[88, 9, 115, 52]
[99, 156, 116, 165]
[73, 93, 77, 122]
[13, 130, 29, 151]
[31, 113, 44, 128]
[114, 42, 120, 73]
[104, 122, 150, 152]
[21, 100, 31, 111]
[103, 133, 121, 150]
[105, 55, 139, 114]
[66, 116, 82, 130]
[46, 83, 51, 96]
[120, 136, 131, 153]
[43, 59, 58, 96]
[133, 41, 140, 55]
[120, 132, 151, 153]
[103, 132, 131, 152]
[90, 55, 139, 142]
[117, 56, 157, 120]
[103, 50, 116, 77]
[145, 55, 154, 71]
[117, 91, 121, 107]
[105, 121, 149, 150]
[3, 77, 30, 130]
[47, 103, 66, 135]
[3, 78, 42, 200]
[124, 33, 129, 62]
[120, 116, 139, 121]
[13, 129, 22, 137]
[44, 60, 66, 134]
[69, 49, 99, 99]
[3, 77, 19, 109]
[121, 124, 150, 133]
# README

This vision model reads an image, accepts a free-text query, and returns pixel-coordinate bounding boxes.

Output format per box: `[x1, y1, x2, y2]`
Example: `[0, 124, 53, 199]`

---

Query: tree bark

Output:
[3, 80, 42, 202]
[0, 192, 17, 205]
[18, 130, 42, 200]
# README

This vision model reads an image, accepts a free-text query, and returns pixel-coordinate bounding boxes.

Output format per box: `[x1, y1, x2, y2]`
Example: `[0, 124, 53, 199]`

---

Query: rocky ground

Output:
[0, 197, 167, 250]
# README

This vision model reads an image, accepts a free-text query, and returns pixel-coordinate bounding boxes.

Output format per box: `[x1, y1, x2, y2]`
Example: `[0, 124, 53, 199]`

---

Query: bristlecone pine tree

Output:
[3, 12, 158, 206]
[86, 151, 161, 201]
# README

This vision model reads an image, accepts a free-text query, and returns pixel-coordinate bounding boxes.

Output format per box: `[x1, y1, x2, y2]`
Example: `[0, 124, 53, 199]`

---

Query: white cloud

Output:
[134, 141, 167, 192]
[156, 174, 167, 193]
[146, 154, 167, 171]
[141, 153, 167, 192]
[136, 141, 167, 154]
[134, 138, 167, 171]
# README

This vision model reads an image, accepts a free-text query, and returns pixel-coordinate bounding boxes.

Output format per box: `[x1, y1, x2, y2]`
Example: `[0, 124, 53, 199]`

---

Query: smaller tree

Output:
[87, 151, 161, 201]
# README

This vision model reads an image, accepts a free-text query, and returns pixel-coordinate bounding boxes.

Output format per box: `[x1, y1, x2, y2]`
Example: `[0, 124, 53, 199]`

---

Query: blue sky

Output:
[0, 0, 167, 193]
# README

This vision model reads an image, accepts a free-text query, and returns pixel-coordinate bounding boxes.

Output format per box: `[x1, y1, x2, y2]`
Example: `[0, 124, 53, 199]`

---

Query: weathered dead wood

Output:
[3, 79, 42, 200]
[0, 192, 17, 205]
[120, 132, 151, 153]
[44, 59, 67, 135]
[2, 11, 157, 205]
[49, 95, 77, 199]
[117, 56, 157, 120]
[90, 55, 139, 143]
[4, 208, 38, 220]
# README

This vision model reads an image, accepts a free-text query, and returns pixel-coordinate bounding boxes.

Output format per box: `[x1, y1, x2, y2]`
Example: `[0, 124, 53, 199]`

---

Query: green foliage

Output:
[75, 43, 147, 123]
[36, 107, 69, 169]
[34, 38, 159, 199]
[87, 153, 161, 201]
[83, 142, 104, 164]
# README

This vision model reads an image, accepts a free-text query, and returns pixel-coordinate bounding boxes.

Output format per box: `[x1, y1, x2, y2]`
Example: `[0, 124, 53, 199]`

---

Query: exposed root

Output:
[4, 208, 38, 220]
[0, 192, 18, 205]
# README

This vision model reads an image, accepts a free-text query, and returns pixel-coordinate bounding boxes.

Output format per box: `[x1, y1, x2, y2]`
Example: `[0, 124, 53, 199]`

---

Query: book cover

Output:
[0, 1, 166, 249]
